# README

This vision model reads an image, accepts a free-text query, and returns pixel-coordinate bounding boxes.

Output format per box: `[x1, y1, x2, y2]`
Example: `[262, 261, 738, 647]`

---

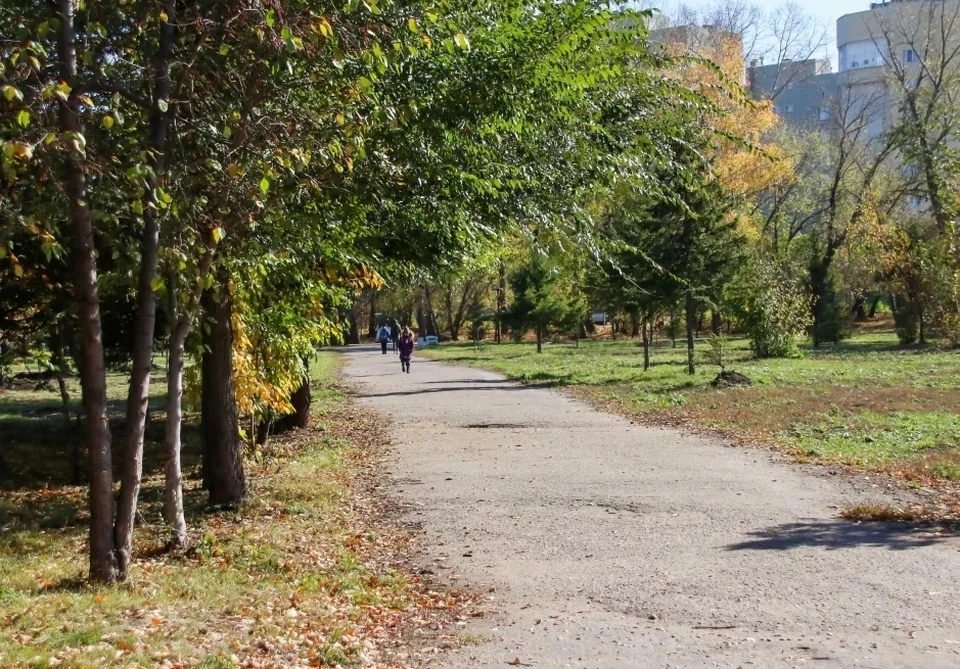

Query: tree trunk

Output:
[867, 294, 881, 319]
[201, 275, 246, 507]
[536, 326, 543, 354]
[685, 292, 696, 376]
[416, 305, 426, 337]
[290, 375, 311, 429]
[919, 302, 926, 345]
[641, 318, 651, 371]
[163, 321, 188, 549]
[368, 293, 377, 338]
[630, 310, 641, 338]
[56, 0, 118, 584]
[52, 328, 80, 484]
[496, 261, 505, 344]
[852, 296, 867, 321]
[114, 0, 177, 578]
[347, 310, 360, 345]
[711, 311, 721, 335]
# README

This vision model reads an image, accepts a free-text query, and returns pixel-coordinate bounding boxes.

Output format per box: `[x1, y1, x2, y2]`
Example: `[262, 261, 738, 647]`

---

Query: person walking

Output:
[398, 327, 415, 373]
[376, 323, 390, 355]
[390, 317, 401, 354]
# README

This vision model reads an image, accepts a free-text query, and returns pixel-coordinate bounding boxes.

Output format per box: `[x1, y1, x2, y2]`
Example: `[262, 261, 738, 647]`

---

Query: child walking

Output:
[398, 328, 415, 373]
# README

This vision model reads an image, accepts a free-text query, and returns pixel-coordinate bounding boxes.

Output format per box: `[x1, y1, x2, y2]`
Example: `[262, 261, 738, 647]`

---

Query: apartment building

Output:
[748, 0, 960, 140]
[747, 58, 836, 126]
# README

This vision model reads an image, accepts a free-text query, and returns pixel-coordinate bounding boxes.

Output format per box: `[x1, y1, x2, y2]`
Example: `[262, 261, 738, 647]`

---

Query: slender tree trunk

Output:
[422, 286, 440, 337]
[919, 302, 926, 345]
[164, 320, 188, 548]
[685, 292, 696, 376]
[200, 275, 246, 506]
[496, 261, 505, 344]
[114, 0, 177, 578]
[641, 317, 651, 371]
[55, 0, 118, 584]
[368, 293, 377, 338]
[536, 326, 543, 354]
[867, 294, 881, 319]
[711, 311, 721, 335]
[51, 323, 80, 484]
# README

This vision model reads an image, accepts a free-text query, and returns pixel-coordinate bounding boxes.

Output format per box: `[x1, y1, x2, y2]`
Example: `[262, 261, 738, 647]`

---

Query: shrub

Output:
[730, 261, 811, 358]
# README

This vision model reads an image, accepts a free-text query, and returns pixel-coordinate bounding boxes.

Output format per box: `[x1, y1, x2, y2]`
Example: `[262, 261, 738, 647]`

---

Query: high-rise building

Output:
[749, 0, 960, 138]
[747, 58, 836, 127]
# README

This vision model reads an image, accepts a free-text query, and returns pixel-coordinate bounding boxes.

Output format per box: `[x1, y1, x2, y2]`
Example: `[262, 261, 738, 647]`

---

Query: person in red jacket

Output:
[397, 328, 415, 373]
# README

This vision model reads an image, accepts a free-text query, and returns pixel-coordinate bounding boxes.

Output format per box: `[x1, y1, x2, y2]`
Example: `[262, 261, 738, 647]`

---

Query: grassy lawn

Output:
[0, 353, 471, 669]
[421, 330, 960, 504]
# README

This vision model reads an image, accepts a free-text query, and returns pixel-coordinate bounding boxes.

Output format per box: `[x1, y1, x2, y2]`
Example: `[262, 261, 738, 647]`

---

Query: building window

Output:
[902, 48, 918, 64]
[839, 40, 887, 72]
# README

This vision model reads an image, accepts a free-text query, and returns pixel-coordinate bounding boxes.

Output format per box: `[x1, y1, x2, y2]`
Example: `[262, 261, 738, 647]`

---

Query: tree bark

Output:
[51, 324, 80, 484]
[867, 294, 881, 319]
[114, 0, 177, 578]
[496, 261, 505, 344]
[711, 310, 721, 335]
[536, 326, 543, 354]
[347, 309, 360, 345]
[685, 292, 696, 376]
[200, 274, 246, 507]
[290, 375, 311, 429]
[423, 286, 440, 337]
[641, 317, 651, 371]
[367, 292, 377, 338]
[163, 321, 188, 548]
[55, 0, 118, 584]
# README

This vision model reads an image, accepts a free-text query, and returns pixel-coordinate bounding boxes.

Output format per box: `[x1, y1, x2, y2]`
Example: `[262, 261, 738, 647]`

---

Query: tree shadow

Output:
[423, 378, 516, 385]
[360, 384, 553, 398]
[726, 520, 959, 552]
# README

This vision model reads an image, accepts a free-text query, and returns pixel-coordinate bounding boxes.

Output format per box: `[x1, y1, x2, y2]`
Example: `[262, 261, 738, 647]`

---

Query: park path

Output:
[342, 346, 960, 669]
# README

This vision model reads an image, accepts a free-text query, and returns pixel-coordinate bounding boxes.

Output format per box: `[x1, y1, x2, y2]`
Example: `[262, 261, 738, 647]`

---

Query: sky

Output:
[650, 0, 876, 65]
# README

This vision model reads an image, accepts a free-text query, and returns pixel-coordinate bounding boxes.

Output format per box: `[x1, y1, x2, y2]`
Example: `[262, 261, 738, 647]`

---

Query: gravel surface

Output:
[343, 346, 960, 668]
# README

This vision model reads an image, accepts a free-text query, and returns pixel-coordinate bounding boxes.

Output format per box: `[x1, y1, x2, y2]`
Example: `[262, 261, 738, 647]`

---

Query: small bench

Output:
[417, 336, 440, 348]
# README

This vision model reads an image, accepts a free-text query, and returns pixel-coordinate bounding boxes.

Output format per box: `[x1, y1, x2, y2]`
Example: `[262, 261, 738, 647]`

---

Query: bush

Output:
[730, 261, 811, 358]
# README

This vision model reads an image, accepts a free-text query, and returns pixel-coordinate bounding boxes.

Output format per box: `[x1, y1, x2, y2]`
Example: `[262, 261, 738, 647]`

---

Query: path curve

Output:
[342, 346, 960, 668]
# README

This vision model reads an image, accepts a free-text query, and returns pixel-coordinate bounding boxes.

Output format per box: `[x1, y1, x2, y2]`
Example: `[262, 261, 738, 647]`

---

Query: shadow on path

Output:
[358, 385, 544, 399]
[726, 520, 956, 552]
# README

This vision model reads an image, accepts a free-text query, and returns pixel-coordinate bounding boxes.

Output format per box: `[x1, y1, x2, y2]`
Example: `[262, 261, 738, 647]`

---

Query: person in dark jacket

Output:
[376, 324, 390, 355]
[397, 328, 415, 373]
[390, 317, 401, 353]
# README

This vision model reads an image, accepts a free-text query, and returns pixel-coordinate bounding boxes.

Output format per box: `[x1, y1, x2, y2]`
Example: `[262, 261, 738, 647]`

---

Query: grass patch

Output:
[422, 330, 960, 503]
[0, 351, 476, 668]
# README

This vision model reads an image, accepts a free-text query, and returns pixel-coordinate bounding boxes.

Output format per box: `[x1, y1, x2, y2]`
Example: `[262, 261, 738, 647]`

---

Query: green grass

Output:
[0, 351, 435, 669]
[422, 330, 960, 490]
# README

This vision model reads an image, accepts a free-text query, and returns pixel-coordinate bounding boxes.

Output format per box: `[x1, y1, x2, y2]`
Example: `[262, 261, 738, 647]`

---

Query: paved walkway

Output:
[343, 346, 960, 668]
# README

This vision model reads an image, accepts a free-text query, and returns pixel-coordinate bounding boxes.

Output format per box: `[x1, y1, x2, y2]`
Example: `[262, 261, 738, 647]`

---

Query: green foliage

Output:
[728, 260, 811, 358]
[812, 267, 852, 346]
[704, 334, 730, 370]
[504, 255, 578, 351]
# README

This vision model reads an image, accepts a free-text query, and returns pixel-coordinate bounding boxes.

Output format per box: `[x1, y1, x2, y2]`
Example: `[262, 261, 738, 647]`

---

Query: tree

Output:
[505, 256, 576, 354]
[870, 0, 960, 234]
